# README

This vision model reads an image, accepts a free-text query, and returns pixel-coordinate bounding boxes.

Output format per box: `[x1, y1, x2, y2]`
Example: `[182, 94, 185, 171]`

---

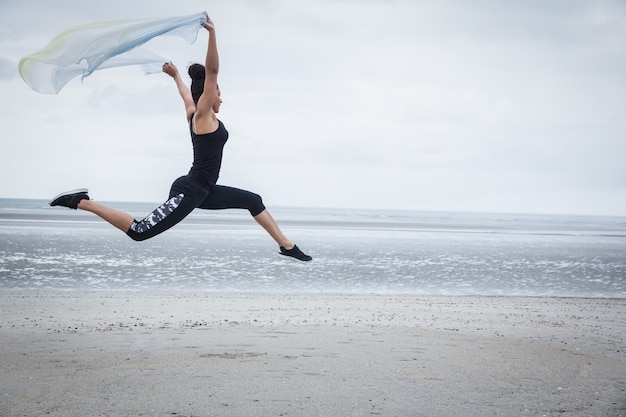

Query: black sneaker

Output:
[49, 188, 90, 209]
[279, 245, 312, 262]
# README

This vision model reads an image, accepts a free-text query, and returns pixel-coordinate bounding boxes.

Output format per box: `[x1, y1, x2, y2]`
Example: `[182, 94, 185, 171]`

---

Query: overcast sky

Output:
[1, 0, 625, 216]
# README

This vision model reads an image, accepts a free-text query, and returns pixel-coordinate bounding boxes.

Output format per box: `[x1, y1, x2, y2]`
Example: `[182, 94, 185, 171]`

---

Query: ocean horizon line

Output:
[1, 196, 625, 220]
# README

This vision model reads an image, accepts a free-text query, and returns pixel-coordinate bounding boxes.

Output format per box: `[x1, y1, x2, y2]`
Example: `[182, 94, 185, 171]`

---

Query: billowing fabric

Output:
[19, 12, 207, 94]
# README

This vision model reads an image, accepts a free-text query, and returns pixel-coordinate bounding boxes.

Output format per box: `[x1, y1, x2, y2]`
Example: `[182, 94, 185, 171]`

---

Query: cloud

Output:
[0, 0, 625, 215]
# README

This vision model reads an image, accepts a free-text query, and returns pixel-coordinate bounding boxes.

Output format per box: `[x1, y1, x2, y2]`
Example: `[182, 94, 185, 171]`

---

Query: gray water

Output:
[1, 199, 625, 297]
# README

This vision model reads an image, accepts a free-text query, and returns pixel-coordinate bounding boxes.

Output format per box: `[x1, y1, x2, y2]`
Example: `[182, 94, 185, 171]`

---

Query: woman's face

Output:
[213, 87, 222, 113]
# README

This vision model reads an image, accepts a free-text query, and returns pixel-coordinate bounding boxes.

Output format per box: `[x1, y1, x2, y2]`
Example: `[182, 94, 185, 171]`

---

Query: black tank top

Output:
[188, 117, 229, 186]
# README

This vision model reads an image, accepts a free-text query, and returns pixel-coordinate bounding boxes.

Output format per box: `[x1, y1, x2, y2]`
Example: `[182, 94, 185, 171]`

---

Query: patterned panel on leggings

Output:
[130, 193, 184, 234]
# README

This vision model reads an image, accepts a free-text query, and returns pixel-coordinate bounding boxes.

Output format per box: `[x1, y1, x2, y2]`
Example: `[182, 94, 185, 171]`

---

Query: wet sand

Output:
[1, 291, 625, 416]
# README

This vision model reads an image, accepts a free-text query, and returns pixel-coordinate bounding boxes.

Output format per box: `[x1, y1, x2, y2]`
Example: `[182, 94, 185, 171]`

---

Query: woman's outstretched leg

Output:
[78, 200, 134, 232]
[49, 188, 134, 232]
[49, 182, 202, 242]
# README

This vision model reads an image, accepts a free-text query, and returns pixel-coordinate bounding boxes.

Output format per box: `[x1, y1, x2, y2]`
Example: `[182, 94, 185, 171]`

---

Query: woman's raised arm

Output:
[195, 15, 218, 119]
[162, 62, 196, 122]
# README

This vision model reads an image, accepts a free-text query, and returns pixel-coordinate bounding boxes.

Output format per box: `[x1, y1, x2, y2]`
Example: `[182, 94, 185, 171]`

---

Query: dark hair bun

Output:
[188, 63, 205, 80]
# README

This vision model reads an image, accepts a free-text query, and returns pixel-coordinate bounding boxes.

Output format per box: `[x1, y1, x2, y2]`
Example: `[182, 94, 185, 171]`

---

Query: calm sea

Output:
[1, 198, 625, 297]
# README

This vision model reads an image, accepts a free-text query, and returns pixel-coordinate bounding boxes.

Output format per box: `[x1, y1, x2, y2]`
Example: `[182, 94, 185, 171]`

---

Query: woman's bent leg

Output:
[253, 209, 293, 249]
[198, 185, 312, 260]
[198, 185, 266, 215]
[198, 185, 294, 244]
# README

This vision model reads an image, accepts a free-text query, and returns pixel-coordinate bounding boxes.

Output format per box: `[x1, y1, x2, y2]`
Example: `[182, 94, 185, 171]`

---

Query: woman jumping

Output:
[49, 14, 312, 262]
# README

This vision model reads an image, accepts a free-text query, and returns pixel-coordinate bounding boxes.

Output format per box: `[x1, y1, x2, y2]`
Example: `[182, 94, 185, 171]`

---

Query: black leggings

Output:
[126, 175, 266, 241]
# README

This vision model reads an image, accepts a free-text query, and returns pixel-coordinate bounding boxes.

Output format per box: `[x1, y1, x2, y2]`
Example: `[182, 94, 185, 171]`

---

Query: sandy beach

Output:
[1, 292, 624, 417]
